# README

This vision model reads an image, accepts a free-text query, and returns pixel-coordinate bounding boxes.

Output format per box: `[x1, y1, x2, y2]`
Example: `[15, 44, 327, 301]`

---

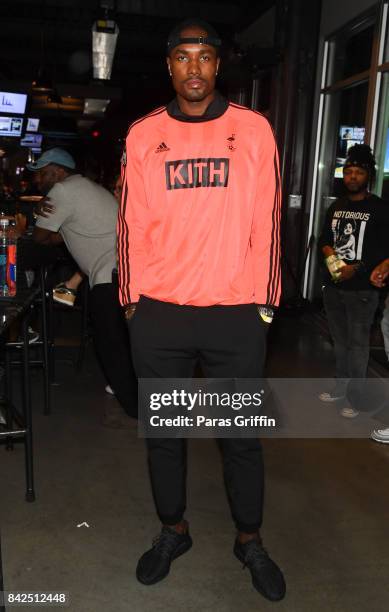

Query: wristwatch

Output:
[257, 306, 274, 324]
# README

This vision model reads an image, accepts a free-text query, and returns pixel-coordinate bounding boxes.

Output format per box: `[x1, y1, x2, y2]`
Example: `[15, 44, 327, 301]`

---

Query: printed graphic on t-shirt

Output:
[331, 210, 370, 262]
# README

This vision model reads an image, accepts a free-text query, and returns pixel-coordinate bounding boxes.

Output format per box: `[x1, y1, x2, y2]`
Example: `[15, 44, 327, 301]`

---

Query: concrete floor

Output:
[1, 311, 389, 612]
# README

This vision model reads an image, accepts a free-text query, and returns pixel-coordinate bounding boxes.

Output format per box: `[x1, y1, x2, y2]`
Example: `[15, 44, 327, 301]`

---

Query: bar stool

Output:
[0, 288, 40, 502]
[5, 267, 52, 415]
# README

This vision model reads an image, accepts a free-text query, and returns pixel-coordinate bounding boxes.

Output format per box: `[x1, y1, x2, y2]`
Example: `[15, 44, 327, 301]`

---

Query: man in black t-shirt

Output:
[318, 145, 389, 417]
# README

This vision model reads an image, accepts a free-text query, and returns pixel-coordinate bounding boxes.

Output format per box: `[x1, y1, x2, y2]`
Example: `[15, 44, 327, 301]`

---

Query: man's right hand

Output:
[370, 259, 389, 288]
[34, 197, 55, 218]
[124, 304, 137, 321]
[336, 264, 358, 282]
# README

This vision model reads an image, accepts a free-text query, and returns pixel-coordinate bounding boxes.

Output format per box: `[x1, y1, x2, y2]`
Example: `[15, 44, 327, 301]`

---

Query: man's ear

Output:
[216, 57, 220, 76]
[56, 167, 67, 181]
[166, 57, 172, 77]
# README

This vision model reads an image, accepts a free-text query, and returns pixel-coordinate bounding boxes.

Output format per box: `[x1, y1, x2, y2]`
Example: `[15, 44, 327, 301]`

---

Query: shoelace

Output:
[152, 528, 182, 559]
[241, 542, 270, 570]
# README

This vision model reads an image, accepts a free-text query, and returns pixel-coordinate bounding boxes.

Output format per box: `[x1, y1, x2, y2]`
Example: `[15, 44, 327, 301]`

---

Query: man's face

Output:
[37, 164, 61, 195]
[167, 26, 220, 103]
[343, 165, 369, 195]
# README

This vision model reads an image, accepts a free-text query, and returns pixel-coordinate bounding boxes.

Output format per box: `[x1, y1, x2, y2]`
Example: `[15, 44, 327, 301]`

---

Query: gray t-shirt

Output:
[36, 174, 117, 288]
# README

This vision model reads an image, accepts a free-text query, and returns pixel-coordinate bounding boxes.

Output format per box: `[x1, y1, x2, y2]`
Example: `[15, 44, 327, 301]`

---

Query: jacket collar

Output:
[166, 91, 229, 123]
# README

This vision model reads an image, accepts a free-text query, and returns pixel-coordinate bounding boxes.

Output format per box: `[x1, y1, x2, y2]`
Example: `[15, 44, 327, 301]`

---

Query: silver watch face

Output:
[257, 306, 274, 323]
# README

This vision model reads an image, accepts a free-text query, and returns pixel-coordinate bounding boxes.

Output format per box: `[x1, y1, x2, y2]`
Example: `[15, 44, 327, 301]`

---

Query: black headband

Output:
[344, 159, 372, 172]
[167, 36, 221, 52]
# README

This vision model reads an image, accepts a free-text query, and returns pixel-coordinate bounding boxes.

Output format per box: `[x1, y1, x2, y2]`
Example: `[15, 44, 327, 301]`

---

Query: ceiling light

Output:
[92, 20, 119, 80]
[84, 98, 110, 116]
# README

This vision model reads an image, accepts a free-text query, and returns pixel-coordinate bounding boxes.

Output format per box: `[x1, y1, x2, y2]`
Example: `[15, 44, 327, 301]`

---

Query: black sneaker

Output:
[16, 326, 40, 348]
[136, 526, 192, 585]
[234, 538, 286, 601]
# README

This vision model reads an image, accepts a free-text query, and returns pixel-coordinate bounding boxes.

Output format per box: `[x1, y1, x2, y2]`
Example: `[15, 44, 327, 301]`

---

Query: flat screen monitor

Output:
[384, 128, 389, 174]
[0, 116, 23, 137]
[334, 125, 365, 178]
[0, 91, 27, 114]
[26, 117, 40, 132]
[20, 133, 43, 148]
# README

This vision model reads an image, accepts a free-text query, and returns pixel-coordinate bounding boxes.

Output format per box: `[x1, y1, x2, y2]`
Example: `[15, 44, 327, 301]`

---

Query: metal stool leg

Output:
[22, 313, 35, 502]
[40, 268, 51, 415]
[0, 530, 5, 612]
[4, 347, 13, 451]
[47, 279, 56, 383]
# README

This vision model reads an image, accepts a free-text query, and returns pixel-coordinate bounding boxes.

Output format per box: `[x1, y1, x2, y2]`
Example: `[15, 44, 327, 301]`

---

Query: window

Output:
[326, 23, 374, 86]
[304, 5, 384, 299]
[373, 72, 389, 200]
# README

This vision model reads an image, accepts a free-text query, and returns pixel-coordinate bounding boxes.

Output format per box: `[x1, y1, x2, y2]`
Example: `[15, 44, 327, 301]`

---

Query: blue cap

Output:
[27, 148, 76, 171]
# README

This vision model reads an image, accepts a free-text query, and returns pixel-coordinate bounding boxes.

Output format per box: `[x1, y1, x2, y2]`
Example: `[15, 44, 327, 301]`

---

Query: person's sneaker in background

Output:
[371, 428, 389, 444]
[0, 406, 6, 425]
[17, 327, 39, 346]
[28, 326, 39, 343]
[319, 389, 345, 402]
[340, 406, 359, 419]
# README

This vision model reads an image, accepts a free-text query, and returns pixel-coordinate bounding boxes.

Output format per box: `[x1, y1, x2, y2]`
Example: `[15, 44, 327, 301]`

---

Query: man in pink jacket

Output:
[118, 18, 284, 602]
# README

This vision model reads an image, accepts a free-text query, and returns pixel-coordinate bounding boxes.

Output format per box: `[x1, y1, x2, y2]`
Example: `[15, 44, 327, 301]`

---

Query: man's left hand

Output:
[336, 264, 358, 282]
[34, 197, 55, 218]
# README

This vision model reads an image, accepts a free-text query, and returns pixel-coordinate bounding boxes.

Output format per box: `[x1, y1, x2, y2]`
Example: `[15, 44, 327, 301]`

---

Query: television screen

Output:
[384, 128, 389, 174]
[0, 91, 27, 114]
[26, 117, 40, 132]
[334, 125, 365, 178]
[20, 133, 43, 148]
[0, 116, 23, 137]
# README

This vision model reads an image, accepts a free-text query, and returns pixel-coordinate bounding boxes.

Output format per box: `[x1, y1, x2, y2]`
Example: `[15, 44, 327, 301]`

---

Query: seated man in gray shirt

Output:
[29, 147, 137, 420]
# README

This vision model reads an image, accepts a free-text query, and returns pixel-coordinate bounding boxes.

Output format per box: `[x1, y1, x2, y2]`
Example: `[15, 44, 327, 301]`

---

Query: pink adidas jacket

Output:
[118, 95, 281, 307]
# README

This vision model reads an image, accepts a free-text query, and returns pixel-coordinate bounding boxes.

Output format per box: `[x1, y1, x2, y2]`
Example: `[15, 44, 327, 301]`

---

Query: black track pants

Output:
[129, 296, 268, 533]
[90, 283, 137, 417]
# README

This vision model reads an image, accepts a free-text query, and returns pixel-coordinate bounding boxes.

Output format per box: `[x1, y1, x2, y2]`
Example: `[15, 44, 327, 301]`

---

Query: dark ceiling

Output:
[1, 0, 273, 84]
[1, 0, 274, 171]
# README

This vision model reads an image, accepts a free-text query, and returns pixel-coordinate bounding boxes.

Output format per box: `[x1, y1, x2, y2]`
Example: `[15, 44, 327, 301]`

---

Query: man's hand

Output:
[324, 247, 357, 283]
[370, 259, 389, 288]
[124, 304, 137, 321]
[336, 264, 358, 282]
[34, 197, 55, 218]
